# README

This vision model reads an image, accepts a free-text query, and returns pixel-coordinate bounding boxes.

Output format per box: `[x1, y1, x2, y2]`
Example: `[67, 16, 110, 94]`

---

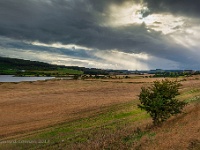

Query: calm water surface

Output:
[0, 75, 55, 82]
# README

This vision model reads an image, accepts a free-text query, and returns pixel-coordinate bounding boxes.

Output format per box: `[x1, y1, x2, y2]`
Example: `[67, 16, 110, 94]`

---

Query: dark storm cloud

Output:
[143, 0, 200, 16]
[0, 0, 155, 51]
[0, 0, 199, 69]
[0, 0, 95, 42]
[87, 0, 131, 12]
[0, 0, 144, 45]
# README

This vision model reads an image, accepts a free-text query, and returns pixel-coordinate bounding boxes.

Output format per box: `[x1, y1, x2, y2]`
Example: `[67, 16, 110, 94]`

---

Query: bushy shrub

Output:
[138, 79, 187, 126]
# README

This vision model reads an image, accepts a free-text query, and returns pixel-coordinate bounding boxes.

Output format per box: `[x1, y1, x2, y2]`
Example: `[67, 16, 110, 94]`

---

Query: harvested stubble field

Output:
[0, 76, 199, 150]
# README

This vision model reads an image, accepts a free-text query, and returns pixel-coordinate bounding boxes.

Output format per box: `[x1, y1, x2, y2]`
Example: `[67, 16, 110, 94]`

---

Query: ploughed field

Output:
[0, 76, 200, 150]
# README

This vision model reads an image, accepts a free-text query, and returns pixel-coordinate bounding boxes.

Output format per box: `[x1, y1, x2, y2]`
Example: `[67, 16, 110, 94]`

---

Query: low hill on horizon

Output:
[0, 56, 109, 75]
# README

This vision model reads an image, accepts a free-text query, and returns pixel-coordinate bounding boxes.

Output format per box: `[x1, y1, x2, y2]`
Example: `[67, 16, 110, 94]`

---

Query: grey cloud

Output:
[153, 21, 162, 24]
[0, 36, 98, 61]
[0, 0, 149, 49]
[139, 7, 151, 18]
[0, 0, 199, 69]
[143, 0, 200, 17]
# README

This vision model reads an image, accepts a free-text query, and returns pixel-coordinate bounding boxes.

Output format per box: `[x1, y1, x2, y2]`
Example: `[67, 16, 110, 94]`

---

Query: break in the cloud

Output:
[0, 0, 200, 70]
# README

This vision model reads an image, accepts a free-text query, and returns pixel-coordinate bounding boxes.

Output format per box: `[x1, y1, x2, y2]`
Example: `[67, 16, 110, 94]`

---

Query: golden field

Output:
[0, 76, 199, 149]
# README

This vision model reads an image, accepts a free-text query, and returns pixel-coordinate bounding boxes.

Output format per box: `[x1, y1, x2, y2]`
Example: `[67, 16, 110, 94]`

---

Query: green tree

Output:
[138, 79, 187, 126]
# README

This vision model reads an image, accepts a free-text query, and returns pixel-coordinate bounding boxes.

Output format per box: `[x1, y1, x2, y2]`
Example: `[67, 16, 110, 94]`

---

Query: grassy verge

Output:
[178, 88, 200, 103]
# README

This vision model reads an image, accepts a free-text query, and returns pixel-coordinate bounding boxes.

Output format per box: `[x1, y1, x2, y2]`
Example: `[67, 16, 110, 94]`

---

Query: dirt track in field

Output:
[0, 76, 199, 140]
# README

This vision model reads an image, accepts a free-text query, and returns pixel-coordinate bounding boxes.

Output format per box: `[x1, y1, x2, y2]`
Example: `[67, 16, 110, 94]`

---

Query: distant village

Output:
[79, 68, 199, 80]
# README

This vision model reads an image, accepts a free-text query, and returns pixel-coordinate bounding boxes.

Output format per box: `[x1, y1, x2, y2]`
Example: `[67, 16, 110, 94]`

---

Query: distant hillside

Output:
[0, 56, 83, 76]
[0, 56, 58, 71]
[0, 56, 110, 76]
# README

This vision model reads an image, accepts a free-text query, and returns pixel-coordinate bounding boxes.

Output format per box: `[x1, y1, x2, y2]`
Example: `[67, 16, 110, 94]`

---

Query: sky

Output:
[0, 0, 200, 70]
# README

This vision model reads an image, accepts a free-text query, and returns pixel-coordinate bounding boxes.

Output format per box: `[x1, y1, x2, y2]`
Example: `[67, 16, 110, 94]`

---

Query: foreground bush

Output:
[138, 79, 187, 126]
